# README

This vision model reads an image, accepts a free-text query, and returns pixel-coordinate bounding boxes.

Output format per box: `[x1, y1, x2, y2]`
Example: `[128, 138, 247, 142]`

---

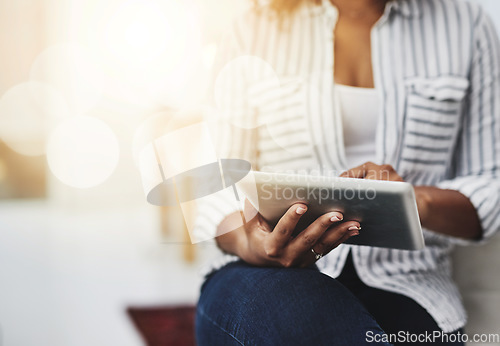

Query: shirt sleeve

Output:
[436, 9, 500, 245]
[190, 18, 258, 244]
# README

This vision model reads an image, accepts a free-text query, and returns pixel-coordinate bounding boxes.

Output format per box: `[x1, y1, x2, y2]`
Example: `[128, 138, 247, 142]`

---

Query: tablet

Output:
[237, 171, 425, 250]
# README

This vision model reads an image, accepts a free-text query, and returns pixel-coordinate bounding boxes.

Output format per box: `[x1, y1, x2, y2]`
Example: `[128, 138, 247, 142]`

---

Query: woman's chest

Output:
[244, 14, 472, 176]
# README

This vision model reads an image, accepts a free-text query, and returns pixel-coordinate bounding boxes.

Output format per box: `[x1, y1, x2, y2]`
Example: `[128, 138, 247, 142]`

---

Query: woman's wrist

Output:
[412, 185, 482, 239]
[215, 212, 248, 257]
[413, 186, 432, 228]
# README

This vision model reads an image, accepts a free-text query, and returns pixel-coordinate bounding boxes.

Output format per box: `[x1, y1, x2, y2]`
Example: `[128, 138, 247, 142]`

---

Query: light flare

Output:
[46, 116, 120, 188]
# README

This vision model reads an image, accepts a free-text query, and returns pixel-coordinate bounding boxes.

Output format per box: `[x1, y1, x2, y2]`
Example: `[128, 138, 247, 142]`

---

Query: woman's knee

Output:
[196, 262, 387, 345]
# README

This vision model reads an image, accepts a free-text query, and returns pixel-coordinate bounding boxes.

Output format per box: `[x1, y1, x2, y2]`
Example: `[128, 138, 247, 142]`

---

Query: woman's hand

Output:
[340, 161, 482, 240]
[340, 161, 404, 182]
[340, 161, 429, 223]
[216, 200, 361, 268]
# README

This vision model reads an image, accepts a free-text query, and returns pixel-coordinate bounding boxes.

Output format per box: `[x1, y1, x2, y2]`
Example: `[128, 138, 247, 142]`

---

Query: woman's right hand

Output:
[216, 200, 361, 268]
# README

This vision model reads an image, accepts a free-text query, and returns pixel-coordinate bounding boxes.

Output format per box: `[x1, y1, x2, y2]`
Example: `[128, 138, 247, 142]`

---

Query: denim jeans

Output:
[336, 253, 464, 346]
[195, 261, 390, 345]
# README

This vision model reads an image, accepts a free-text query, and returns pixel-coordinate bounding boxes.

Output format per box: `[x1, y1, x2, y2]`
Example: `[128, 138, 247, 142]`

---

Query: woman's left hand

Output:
[340, 161, 404, 182]
[340, 162, 429, 224]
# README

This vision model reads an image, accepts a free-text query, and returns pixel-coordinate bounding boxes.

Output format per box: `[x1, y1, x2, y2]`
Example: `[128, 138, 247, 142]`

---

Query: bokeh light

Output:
[0, 81, 69, 156]
[81, 0, 203, 109]
[30, 43, 104, 115]
[132, 111, 173, 168]
[132, 106, 208, 168]
[46, 116, 120, 188]
[202, 44, 218, 69]
[104, 1, 171, 65]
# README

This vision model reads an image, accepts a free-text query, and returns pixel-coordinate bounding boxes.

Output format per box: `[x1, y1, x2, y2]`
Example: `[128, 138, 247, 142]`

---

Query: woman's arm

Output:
[414, 186, 481, 240]
[427, 9, 500, 242]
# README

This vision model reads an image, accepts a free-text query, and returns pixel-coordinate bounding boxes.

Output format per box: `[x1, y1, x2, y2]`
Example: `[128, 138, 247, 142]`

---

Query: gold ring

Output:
[311, 248, 323, 260]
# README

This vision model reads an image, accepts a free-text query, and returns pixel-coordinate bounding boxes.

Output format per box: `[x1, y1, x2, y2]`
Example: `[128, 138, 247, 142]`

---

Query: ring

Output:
[311, 248, 323, 260]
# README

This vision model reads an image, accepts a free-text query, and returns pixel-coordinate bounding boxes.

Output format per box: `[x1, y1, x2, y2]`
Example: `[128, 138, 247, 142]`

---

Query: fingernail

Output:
[350, 231, 360, 237]
[296, 206, 307, 215]
[348, 225, 361, 231]
[330, 215, 342, 222]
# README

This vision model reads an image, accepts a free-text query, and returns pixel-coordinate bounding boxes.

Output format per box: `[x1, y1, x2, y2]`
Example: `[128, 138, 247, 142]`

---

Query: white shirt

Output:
[336, 84, 379, 168]
[194, 0, 500, 333]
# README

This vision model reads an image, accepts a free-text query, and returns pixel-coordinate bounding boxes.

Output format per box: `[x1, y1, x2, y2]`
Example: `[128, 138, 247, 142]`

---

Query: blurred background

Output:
[0, 0, 499, 345]
[0, 0, 248, 345]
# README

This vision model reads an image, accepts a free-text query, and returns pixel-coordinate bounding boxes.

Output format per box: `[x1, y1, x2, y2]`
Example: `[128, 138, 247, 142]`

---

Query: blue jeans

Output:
[196, 261, 390, 345]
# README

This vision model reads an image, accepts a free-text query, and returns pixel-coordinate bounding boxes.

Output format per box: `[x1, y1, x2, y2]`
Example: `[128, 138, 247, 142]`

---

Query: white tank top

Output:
[335, 84, 379, 168]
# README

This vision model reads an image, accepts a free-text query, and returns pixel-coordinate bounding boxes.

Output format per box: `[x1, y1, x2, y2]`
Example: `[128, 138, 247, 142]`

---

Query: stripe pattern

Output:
[194, 0, 500, 333]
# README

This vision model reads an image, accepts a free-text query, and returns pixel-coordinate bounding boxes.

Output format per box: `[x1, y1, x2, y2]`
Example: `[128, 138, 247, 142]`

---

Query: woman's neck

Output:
[330, 0, 389, 19]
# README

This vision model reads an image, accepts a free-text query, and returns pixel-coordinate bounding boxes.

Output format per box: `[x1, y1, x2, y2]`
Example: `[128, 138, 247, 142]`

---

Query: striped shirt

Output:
[194, 0, 500, 333]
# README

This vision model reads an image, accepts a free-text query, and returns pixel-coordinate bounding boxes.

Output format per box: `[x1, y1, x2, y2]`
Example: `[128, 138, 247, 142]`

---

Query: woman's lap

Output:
[195, 261, 388, 345]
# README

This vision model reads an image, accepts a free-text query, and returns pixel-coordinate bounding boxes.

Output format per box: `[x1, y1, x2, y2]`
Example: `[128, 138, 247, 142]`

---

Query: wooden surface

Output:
[127, 306, 196, 346]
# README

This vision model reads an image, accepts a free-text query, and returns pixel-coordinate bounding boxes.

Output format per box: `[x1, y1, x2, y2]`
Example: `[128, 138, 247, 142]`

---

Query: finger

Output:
[264, 203, 308, 257]
[364, 164, 388, 181]
[313, 221, 361, 255]
[287, 211, 344, 256]
[364, 164, 404, 181]
[295, 221, 358, 269]
[340, 162, 375, 178]
[364, 170, 379, 180]
[340, 166, 364, 178]
[330, 225, 360, 249]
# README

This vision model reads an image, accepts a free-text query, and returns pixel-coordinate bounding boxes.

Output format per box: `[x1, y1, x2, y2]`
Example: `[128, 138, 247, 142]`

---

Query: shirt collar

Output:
[389, 0, 422, 18]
